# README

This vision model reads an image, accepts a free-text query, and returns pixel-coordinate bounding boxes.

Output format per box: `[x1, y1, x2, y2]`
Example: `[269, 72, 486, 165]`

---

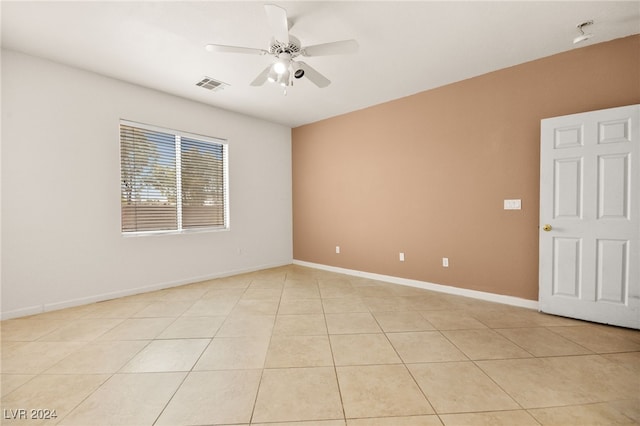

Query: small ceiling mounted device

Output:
[205, 4, 359, 90]
[573, 20, 594, 44]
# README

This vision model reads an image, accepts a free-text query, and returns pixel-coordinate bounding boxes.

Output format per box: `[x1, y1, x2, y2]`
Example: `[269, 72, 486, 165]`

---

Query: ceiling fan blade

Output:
[302, 39, 359, 57]
[205, 44, 267, 56]
[250, 66, 272, 86]
[264, 4, 289, 44]
[297, 61, 330, 88]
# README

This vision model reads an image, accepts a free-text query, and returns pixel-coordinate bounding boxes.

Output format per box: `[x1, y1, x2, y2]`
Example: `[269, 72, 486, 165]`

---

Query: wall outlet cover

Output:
[504, 199, 522, 210]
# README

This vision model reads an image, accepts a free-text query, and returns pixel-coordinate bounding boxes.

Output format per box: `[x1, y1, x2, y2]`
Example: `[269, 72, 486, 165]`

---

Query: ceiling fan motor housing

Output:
[270, 36, 302, 58]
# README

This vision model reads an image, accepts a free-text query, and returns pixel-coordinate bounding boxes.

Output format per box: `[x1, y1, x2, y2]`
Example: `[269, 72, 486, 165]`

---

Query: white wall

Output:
[1, 49, 293, 319]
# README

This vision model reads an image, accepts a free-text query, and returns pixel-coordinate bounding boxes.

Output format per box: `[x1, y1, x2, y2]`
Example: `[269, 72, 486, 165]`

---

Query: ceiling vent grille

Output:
[196, 77, 228, 92]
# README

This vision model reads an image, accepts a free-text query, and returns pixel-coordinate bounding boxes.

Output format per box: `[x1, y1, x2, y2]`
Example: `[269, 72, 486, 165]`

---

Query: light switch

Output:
[504, 199, 522, 210]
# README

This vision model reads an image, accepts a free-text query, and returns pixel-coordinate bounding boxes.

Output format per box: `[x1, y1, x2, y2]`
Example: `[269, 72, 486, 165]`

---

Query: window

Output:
[120, 120, 228, 234]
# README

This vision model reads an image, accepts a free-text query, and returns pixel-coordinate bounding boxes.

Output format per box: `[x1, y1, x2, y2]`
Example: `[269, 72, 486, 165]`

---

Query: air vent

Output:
[196, 77, 228, 92]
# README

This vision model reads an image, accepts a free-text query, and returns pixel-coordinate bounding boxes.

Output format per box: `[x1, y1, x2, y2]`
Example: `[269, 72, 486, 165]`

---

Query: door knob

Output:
[542, 224, 552, 232]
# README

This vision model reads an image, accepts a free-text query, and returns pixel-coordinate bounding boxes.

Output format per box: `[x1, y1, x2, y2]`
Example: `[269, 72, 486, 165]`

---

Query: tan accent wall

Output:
[292, 35, 640, 301]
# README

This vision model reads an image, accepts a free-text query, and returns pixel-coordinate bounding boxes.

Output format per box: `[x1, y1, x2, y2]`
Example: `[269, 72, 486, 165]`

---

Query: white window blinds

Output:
[120, 121, 228, 234]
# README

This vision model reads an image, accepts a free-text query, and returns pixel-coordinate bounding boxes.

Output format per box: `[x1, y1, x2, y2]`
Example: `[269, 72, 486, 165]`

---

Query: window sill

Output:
[121, 227, 230, 237]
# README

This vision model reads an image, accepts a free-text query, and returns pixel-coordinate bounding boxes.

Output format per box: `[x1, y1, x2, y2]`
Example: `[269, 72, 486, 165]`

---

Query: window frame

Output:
[119, 119, 229, 236]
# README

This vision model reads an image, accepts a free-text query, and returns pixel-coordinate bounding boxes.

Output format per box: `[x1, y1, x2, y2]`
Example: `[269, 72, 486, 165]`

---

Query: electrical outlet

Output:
[442, 257, 449, 267]
[399, 252, 405, 262]
[336, 246, 340, 254]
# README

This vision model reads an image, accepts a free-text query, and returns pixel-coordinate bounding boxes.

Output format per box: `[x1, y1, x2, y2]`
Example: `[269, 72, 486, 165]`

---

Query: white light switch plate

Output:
[504, 199, 522, 210]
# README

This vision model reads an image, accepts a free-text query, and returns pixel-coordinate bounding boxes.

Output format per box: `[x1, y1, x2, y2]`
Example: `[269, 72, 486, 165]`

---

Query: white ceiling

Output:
[2, 1, 639, 127]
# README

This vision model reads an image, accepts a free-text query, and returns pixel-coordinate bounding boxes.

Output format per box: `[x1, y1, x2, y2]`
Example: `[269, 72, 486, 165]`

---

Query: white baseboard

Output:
[293, 259, 539, 310]
[1, 305, 45, 320]
[2, 260, 538, 320]
[1, 261, 291, 320]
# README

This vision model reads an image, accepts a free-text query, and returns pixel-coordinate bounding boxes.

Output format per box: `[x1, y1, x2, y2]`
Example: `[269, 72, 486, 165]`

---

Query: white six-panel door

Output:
[539, 104, 639, 329]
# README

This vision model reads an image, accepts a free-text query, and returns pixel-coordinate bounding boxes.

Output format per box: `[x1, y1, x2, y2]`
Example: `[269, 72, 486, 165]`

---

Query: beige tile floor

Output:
[1, 265, 639, 425]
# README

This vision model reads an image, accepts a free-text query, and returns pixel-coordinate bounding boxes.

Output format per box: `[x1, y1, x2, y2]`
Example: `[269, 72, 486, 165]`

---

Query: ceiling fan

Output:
[205, 4, 358, 89]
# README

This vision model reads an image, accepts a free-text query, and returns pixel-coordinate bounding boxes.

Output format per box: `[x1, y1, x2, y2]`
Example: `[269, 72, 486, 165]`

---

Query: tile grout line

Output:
[370, 312, 440, 420]
[248, 273, 286, 425]
[322, 276, 349, 424]
[150, 277, 250, 425]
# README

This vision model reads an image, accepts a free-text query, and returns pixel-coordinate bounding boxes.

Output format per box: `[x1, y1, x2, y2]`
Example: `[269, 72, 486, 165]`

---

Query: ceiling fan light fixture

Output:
[273, 60, 288, 75]
[267, 68, 278, 83]
[291, 61, 304, 79]
[277, 69, 291, 86]
[273, 52, 292, 75]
